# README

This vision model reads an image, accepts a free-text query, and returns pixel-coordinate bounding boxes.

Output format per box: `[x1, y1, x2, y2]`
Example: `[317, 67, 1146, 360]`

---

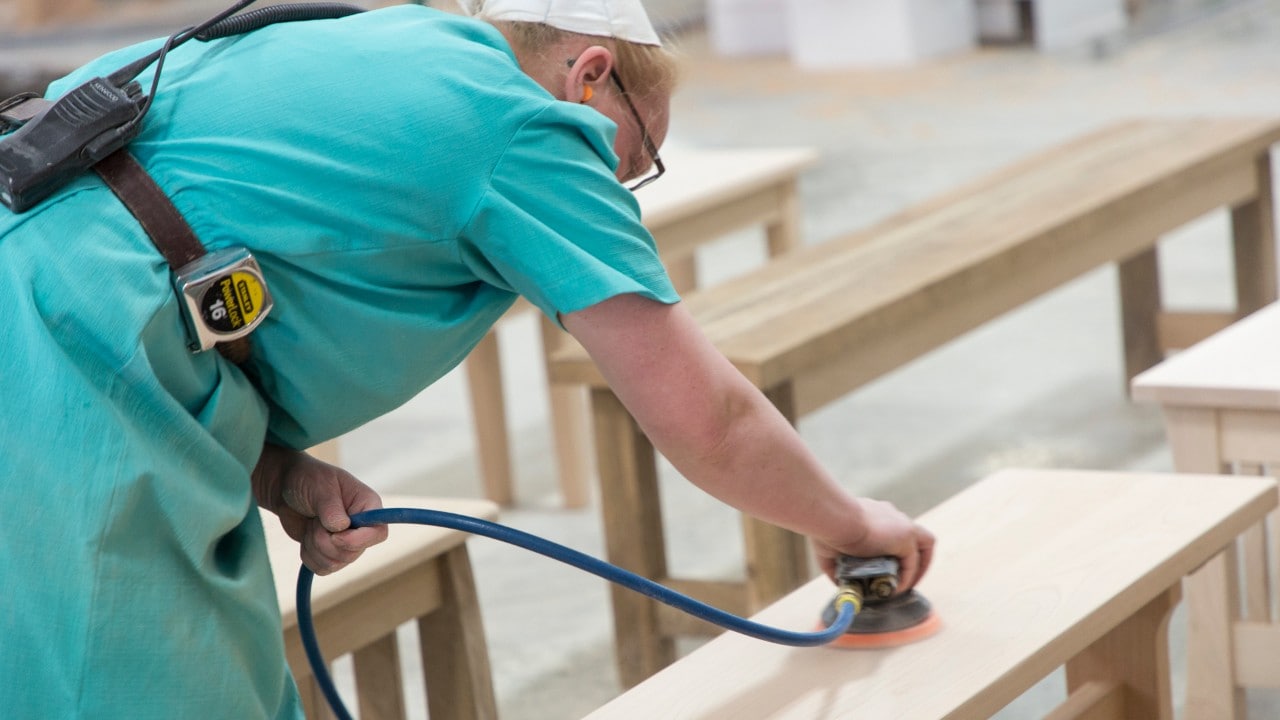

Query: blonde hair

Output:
[476, 12, 680, 102]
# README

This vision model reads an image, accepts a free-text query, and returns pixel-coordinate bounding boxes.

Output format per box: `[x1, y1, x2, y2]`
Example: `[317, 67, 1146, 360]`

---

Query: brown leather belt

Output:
[93, 150, 251, 364]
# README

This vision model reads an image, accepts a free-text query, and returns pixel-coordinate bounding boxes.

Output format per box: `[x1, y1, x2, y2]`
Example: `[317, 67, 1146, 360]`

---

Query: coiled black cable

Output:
[196, 3, 366, 41]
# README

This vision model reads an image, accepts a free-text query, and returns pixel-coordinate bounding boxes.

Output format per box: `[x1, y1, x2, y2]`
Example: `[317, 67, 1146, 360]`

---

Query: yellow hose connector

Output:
[834, 585, 864, 615]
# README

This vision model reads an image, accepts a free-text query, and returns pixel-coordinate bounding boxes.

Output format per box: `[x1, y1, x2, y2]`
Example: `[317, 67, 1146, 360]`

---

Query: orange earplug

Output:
[581, 85, 593, 103]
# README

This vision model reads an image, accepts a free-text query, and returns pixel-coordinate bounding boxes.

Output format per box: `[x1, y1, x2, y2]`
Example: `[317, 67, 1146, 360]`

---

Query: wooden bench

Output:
[465, 146, 816, 508]
[549, 117, 1280, 686]
[1132, 302, 1280, 719]
[263, 495, 500, 720]
[582, 468, 1279, 720]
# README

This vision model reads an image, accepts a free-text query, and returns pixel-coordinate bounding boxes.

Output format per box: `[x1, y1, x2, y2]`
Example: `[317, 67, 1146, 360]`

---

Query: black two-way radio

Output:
[0, 1, 364, 354]
[0, 0, 364, 213]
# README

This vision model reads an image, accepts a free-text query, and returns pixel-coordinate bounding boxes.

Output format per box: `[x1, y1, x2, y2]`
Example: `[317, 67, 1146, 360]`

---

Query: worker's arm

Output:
[562, 294, 934, 589]
[251, 443, 389, 575]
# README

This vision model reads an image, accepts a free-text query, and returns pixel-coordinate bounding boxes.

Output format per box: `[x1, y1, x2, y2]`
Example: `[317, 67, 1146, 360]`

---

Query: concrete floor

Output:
[6, 0, 1280, 717]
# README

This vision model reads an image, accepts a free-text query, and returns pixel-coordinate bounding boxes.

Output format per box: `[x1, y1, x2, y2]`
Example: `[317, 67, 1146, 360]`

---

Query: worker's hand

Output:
[252, 443, 389, 575]
[812, 498, 935, 593]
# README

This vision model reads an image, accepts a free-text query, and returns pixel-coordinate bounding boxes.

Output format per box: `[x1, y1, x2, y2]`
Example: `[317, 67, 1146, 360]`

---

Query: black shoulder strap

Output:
[93, 150, 251, 364]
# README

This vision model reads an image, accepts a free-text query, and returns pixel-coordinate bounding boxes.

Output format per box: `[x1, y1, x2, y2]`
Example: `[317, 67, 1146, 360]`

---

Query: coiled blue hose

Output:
[295, 507, 858, 720]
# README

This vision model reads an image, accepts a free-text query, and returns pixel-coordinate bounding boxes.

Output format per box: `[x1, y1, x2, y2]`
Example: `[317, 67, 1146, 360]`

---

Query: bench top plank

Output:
[265, 495, 499, 624]
[552, 118, 1280, 395]
[583, 468, 1277, 720]
[1132, 301, 1280, 410]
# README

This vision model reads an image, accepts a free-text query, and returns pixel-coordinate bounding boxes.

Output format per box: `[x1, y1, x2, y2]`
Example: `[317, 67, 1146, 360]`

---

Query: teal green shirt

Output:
[0, 5, 676, 718]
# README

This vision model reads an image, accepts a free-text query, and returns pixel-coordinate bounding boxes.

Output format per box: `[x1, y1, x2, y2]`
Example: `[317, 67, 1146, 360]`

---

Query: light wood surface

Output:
[466, 145, 817, 508]
[264, 495, 500, 720]
[550, 117, 1280, 687]
[1132, 301, 1280, 719]
[583, 469, 1279, 720]
[1132, 302, 1280, 410]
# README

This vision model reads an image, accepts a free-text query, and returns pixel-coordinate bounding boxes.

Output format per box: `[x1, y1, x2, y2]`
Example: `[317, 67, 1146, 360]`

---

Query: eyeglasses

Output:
[608, 69, 665, 191]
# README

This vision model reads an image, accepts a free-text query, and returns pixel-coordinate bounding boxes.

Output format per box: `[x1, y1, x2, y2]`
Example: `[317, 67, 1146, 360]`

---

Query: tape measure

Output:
[173, 246, 274, 352]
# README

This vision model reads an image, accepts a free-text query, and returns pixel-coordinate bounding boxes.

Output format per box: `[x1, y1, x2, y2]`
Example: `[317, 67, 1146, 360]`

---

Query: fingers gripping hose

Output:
[295, 508, 861, 720]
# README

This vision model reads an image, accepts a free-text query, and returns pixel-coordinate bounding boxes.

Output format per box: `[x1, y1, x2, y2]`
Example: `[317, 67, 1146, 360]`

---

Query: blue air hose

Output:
[295, 507, 860, 720]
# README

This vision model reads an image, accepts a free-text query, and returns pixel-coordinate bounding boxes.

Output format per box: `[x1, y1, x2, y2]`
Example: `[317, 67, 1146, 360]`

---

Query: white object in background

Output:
[707, 0, 790, 57]
[786, 0, 976, 69]
[1031, 0, 1126, 51]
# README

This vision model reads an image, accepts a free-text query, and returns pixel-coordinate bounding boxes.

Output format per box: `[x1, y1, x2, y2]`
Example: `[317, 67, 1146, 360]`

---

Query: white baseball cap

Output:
[455, 0, 662, 46]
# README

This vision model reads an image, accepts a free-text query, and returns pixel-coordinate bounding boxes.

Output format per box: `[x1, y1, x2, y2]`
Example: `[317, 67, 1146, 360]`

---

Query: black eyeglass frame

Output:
[566, 58, 665, 191]
[607, 69, 665, 191]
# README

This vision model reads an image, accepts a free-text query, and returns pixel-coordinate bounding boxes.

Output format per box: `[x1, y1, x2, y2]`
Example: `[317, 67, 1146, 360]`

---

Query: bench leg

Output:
[354, 634, 407, 720]
[1184, 548, 1247, 720]
[464, 330, 515, 506]
[418, 546, 498, 720]
[590, 387, 675, 687]
[541, 315, 592, 508]
[1064, 585, 1180, 720]
[1158, 407, 1248, 719]
[297, 673, 336, 720]
[1118, 246, 1164, 387]
[1230, 152, 1278, 318]
[1186, 546, 1251, 719]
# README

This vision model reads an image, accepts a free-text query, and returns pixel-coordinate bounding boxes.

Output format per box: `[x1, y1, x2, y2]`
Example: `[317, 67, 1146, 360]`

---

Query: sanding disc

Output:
[818, 590, 941, 649]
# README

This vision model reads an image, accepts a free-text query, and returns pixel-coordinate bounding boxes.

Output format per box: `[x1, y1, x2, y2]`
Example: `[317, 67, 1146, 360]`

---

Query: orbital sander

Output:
[819, 555, 941, 649]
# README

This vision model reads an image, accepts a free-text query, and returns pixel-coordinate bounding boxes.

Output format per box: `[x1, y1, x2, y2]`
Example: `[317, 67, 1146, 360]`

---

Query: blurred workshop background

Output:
[5, 0, 1280, 718]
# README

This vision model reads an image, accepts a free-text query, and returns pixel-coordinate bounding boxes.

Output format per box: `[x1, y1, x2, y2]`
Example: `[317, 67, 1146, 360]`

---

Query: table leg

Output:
[744, 383, 812, 608]
[541, 315, 592, 508]
[464, 330, 514, 506]
[1230, 152, 1277, 318]
[1118, 246, 1164, 387]
[307, 439, 342, 466]
[665, 255, 698, 292]
[590, 387, 675, 687]
[1064, 585, 1180, 720]
[765, 180, 803, 257]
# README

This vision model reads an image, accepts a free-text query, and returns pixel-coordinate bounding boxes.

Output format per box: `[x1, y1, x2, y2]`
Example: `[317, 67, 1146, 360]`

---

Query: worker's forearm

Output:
[650, 382, 866, 545]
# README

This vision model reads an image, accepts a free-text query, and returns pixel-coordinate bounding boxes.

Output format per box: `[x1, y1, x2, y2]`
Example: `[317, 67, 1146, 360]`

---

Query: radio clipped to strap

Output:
[93, 150, 272, 363]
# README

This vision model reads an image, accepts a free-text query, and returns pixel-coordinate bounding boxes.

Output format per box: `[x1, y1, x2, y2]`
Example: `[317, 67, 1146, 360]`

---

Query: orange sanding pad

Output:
[819, 610, 942, 649]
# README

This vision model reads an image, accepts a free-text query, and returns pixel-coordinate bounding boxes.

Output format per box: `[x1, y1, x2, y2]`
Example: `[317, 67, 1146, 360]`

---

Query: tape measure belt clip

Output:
[174, 248, 274, 352]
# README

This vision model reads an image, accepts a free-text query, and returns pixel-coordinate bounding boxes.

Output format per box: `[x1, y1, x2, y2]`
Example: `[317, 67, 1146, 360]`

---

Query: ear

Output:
[564, 45, 614, 104]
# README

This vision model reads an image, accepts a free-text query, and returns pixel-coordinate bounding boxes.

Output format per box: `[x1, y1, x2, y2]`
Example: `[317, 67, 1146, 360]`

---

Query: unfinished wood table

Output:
[551, 117, 1280, 687]
[1132, 302, 1280, 720]
[264, 495, 500, 720]
[583, 468, 1278, 720]
[465, 146, 817, 508]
